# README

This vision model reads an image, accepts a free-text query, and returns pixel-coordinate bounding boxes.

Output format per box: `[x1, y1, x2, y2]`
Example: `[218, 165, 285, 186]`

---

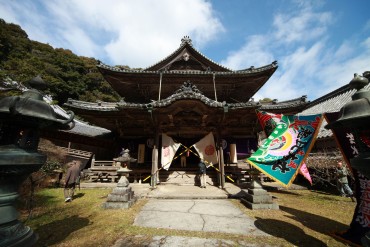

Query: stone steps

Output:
[158, 171, 217, 186]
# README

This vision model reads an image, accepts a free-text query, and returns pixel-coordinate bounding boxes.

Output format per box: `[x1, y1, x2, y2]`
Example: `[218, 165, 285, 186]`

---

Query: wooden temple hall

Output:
[64, 36, 308, 185]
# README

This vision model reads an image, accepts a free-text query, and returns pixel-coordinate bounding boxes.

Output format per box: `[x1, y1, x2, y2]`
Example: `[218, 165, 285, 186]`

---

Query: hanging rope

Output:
[143, 143, 234, 182]
[158, 72, 163, 101]
[143, 146, 192, 182]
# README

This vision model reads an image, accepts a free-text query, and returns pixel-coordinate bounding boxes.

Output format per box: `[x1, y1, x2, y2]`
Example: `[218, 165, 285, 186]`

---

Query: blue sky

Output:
[1, 0, 369, 102]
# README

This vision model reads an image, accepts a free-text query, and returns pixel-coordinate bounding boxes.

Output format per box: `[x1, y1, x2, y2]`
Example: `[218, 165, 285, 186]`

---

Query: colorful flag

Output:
[256, 110, 283, 136]
[193, 132, 218, 165]
[326, 112, 370, 246]
[298, 163, 312, 185]
[248, 114, 322, 186]
[161, 134, 180, 170]
[256, 110, 315, 185]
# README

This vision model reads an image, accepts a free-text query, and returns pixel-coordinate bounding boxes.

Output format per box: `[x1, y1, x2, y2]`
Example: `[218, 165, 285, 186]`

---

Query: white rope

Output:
[213, 73, 217, 101]
[158, 72, 163, 101]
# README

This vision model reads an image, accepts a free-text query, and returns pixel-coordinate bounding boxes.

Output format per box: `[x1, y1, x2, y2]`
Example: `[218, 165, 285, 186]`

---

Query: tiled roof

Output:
[300, 82, 370, 139]
[65, 120, 112, 138]
[97, 61, 278, 75]
[144, 36, 232, 72]
[51, 104, 111, 137]
[260, 96, 308, 110]
[65, 82, 309, 112]
[65, 84, 253, 111]
[97, 36, 278, 75]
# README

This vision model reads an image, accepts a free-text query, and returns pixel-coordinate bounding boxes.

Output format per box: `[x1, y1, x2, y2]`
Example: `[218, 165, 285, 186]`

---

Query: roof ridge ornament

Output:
[175, 80, 202, 94]
[181, 36, 192, 46]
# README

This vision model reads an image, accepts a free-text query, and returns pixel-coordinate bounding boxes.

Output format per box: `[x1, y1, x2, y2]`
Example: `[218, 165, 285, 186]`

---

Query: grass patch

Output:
[20, 187, 356, 246]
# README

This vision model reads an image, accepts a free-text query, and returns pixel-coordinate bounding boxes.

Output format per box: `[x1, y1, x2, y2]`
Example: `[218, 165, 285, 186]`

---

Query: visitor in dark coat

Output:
[198, 161, 207, 188]
[64, 160, 81, 202]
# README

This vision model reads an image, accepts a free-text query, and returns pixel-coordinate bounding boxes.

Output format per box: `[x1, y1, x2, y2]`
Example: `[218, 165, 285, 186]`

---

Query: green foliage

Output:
[40, 160, 63, 174]
[0, 19, 120, 105]
[259, 98, 273, 103]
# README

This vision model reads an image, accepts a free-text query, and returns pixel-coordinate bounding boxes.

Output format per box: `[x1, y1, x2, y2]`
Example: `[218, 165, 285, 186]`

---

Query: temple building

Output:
[64, 36, 308, 185]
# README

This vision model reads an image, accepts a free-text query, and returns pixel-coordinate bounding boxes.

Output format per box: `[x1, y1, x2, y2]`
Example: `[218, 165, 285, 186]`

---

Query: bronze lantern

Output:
[0, 76, 74, 247]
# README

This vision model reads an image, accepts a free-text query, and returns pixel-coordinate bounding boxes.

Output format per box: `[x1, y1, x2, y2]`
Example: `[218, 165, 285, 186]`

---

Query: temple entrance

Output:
[165, 136, 201, 171]
[172, 145, 199, 170]
[158, 135, 219, 186]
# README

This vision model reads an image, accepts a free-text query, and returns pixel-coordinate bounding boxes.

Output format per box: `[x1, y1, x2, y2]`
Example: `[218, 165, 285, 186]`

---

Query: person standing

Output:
[181, 153, 187, 168]
[64, 160, 81, 202]
[198, 160, 207, 188]
[336, 161, 355, 201]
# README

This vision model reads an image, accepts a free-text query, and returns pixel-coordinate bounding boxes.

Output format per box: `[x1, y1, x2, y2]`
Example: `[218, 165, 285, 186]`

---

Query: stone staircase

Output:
[158, 170, 218, 186]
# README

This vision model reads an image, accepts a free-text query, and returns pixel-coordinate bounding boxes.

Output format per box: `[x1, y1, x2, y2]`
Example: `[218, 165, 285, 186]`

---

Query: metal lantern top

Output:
[325, 73, 370, 130]
[0, 76, 74, 129]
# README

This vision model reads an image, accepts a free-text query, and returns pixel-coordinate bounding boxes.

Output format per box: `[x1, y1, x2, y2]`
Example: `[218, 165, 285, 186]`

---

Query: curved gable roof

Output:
[97, 36, 278, 104]
[144, 36, 231, 72]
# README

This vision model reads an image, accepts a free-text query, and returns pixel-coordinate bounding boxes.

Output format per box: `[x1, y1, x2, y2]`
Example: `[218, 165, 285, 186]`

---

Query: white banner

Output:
[161, 134, 181, 170]
[193, 132, 218, 165]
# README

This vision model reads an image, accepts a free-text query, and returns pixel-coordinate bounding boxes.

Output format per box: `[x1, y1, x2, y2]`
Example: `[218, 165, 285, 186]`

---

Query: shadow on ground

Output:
[34, 215, 90, 247]
[73, 192, 85, 199]
[280, 205, 349, 233]
[254, 217, 327, 247]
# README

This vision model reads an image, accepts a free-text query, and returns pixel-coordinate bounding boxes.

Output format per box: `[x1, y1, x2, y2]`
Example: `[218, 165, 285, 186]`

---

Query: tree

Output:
[0, 18, 120, 105]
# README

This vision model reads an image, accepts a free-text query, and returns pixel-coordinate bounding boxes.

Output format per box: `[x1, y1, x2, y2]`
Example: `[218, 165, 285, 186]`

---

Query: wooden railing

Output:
[85, 158, 119, 183]
[59, 147, 93, 158]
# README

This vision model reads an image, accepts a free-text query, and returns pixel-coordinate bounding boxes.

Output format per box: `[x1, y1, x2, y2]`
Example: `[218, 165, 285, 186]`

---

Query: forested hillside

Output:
[0, 19, 120, 105]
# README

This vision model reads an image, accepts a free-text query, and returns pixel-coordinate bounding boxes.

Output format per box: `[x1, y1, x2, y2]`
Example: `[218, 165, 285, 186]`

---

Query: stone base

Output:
[244, 193, 273, 203]
[241, 198, 279, 210]
[103, 197, 137, 209]
[239, 180, 279, 210]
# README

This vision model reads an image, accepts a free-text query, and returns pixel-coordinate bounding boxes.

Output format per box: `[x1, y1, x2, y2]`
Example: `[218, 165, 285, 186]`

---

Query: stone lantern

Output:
[103, 150, 137, 209]
[325, 72, 370, 246]
[0, 77, 74, 247]
[326, 73, 370, 176]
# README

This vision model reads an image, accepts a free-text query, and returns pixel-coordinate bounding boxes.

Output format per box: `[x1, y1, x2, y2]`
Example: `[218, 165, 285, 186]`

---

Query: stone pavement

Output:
[112, 235, 268, 247]
[80, 182, 305, 246]
[119, 183, 271, 247]
[133, 198, 268, 235]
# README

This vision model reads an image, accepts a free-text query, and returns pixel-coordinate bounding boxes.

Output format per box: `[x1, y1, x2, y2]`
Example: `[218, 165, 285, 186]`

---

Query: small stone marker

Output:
[240, 179, 279, 210]
[103, 168, 136, 209]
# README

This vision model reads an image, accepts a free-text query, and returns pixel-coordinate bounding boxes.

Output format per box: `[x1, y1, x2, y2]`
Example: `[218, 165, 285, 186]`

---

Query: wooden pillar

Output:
[215, 130, 223, 188]
[151, 145, 158, 188]
[150, 131, 160, 188]
[230, 143, 237, 164]
[219, 146, 225, 189]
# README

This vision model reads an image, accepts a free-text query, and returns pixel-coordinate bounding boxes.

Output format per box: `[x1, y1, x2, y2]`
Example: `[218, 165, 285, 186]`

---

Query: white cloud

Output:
[225, 1, 369, 102]
[0, 2, 19, 24]
[221, 35, 274, 69]
[36, 0, 224, 67]
[1, 0, 224, 68]
[273, 5, 332, 44]
[256, 42, 324, 100]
